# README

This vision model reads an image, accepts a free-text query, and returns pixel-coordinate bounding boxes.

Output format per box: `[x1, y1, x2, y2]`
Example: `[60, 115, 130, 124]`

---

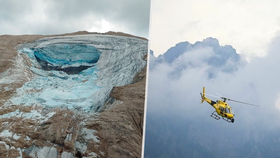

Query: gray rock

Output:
[61, 151, 74, 158]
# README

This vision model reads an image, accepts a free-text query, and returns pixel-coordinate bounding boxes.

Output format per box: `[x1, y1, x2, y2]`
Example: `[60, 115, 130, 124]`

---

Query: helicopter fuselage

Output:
[201, 87, 235, 123]
[207, 99, 234, 119]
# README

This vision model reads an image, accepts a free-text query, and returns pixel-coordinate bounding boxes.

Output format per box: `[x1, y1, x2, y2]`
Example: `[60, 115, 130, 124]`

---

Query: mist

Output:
[144, 36, 280, 158]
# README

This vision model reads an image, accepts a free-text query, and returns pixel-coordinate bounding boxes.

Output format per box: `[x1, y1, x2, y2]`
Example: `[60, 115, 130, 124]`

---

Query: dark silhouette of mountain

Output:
[150, 37, 244, 78]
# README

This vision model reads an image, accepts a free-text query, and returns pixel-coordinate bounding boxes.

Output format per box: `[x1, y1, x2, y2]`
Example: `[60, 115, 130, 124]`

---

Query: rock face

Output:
[0, 31, 147, 158]
[96, 66, 146, 158]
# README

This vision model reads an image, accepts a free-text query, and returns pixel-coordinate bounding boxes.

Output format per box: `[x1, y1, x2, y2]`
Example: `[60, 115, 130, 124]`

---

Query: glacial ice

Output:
[33, 44, 101, 74]
[8, 34, 147, 112]
[0, 109, 55, 123]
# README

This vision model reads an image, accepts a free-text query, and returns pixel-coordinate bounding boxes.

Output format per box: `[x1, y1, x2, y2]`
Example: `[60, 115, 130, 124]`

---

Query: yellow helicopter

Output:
[200, 87, 259, 123]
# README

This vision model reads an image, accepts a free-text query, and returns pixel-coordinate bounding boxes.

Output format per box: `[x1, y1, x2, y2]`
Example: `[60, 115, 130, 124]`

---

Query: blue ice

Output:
[12, 44, 102, 111]
[33, 44, 101, 68]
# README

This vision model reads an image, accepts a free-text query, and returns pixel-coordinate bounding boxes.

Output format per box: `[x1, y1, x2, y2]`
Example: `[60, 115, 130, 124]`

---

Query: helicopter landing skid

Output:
[210, 111, 220, 120]
[222, 117, 234, 123]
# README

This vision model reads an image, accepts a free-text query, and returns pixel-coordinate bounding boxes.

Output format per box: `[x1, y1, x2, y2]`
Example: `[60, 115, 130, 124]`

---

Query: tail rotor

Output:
[201, 87, 206, 103]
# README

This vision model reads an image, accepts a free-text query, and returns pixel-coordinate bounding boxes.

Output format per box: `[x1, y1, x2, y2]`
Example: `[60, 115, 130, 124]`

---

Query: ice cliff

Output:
[8, 34, 147, 112]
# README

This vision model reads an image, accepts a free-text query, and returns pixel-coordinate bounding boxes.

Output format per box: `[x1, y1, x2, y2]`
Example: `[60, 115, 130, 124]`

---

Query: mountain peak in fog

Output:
[151, 37, 244, 78]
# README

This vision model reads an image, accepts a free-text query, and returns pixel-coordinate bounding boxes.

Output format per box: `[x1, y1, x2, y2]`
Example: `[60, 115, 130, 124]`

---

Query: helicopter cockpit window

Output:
[225, 108, 229, 113]
[225, 108, 233, 114]
[219, 107, 224, 113]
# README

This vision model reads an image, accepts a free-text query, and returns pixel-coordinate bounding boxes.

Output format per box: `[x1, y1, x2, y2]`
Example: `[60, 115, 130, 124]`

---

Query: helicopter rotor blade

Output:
[227, 98, 260, 107]
[216, 93, 223, 97]
[204, 93, 220, 99]
[215, 92, 259, 107]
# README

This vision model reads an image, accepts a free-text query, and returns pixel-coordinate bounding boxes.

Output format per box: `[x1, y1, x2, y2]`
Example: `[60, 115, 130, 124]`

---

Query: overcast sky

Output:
[150, 0, 280, 58]
[0, 0, 150, 38]
[148, 36, 280, 118]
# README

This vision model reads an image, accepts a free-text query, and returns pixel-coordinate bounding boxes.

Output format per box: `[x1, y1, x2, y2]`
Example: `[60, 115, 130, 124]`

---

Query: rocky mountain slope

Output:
[0, 31, 147, 158]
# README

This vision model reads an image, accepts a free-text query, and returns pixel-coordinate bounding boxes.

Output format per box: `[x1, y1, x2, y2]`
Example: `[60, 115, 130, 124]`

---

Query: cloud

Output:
[148, 36, 280, 124]
[0, 0, 150, 38]
[150, 0, 280, 57]
[145, 36, 280, 157]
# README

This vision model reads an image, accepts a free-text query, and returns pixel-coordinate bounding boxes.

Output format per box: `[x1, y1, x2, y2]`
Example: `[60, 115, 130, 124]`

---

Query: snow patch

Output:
[4, 87, 10, 91]
[61, 151, 74, 158]
[0, 110, 21, 119]
[13, 133, 21, 140]
[0, 109, 55, 124]
[81, 128, 99, 143]
[0, 130, 13, 137]
[85, 152, 98, 157]
[33, 146, 58, 158]
[99, 151, 105, 156]
[0, 130, 21, 140]
[24, 136, 31, 141]
[21, 110, 55, 123]
[17, 148, 22, 158]
[75, 141, 87, 154]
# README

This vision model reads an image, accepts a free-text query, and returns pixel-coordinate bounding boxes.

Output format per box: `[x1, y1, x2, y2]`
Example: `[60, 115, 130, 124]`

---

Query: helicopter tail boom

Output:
[201, 87, 206, 103]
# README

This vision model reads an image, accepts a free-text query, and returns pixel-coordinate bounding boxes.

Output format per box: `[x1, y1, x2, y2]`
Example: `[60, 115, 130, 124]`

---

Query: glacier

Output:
[7, 34, 147, 112]
[33, 44, 102, 74]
